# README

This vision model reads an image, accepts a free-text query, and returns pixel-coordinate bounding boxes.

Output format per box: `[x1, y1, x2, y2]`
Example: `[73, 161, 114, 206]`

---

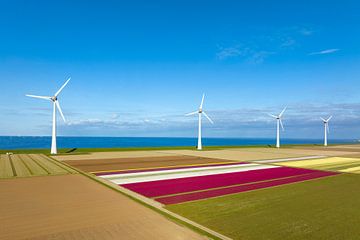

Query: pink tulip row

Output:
[155, 171, 338, 204]
[122, 166, 318, 197]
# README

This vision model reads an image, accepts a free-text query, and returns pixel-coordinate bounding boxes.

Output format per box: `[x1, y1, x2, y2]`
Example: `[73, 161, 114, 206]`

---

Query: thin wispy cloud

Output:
[309, 49, 340, 55]
[216, 46, 243, 60]
[216, 45, 274, 64]
[216, 26, 313, 63]
[48, 102, 360, 138]
[299, 28, 313, 36]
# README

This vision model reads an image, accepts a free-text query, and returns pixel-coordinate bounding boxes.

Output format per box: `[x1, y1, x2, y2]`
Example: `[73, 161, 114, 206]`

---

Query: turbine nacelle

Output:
[321, 116, 332, 123]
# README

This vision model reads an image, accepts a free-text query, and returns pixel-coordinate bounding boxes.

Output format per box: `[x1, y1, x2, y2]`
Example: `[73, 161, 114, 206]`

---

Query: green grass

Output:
[166, 174, 360, 240]
[0, 143, 342, 155]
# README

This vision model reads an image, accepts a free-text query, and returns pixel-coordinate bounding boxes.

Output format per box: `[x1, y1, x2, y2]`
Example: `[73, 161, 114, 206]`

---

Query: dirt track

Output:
[64, 155, 233, 172]
[0, 174, 206, 240]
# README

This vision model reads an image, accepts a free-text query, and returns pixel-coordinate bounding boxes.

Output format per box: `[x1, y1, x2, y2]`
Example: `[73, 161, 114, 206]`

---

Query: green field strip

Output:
[286, 160, 360, 170]
[39, 154, 78, 174]
[9, 155, 32, 177]
[166, 174, 360, 240]
[28, 154, 69, 174]
[18, 154, 49, 176]
[0, 155, 15, 178]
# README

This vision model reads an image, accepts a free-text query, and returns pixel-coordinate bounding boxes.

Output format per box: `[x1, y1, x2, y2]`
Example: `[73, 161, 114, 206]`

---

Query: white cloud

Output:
[216, 46, 243, 60]
[309, 49, 340, 55]
[51, 102, 360, 138]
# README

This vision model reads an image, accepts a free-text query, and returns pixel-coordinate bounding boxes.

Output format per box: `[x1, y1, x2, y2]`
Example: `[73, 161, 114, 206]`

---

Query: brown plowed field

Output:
[64, 155, 234, 172]
[0, 174, 206, 240]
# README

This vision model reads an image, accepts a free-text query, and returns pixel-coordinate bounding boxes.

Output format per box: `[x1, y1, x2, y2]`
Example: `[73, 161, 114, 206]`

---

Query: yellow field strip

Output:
[90, 161, 236, 174]
[276, 157, 360, 174]
[341, 166, 360, 173]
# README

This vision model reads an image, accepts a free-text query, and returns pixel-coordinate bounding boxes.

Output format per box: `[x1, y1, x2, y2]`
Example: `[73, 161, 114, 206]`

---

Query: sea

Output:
[0, 136, 356, 150]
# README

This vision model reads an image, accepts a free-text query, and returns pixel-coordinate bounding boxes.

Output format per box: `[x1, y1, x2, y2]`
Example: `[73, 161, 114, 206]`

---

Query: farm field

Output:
[63, 155, 235, 173]
[32, 144, 360, 239]
[94, 159, 338, 205]
[157, 147, 356, 162]
[166, 173, 360, 240]
[0, 154, 76, 178]
[0, 173, 206, 240]
[275, 157, 360, 173]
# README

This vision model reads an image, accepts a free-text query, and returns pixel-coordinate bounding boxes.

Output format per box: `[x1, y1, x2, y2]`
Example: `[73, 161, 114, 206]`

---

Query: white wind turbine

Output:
[186, 94, 213, 150]
[26, 78, 70, 154]
[268, 107, 286, 148]
[321, 116, 332, 147]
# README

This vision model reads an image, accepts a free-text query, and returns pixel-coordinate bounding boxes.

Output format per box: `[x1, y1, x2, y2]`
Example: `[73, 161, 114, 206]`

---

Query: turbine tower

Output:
[321, 116, 332, 147]
[268, 107, 286, 148]
[186, 94, 213, 150]
[26, 78, 70, 154]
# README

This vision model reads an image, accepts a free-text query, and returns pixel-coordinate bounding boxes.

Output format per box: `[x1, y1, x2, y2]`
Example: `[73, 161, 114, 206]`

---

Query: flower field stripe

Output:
[100, 162, 257, 180]
[92, 161, 244, 176]
[121, 167, 318, 197]
[107, 164, 279, 184]
[155, 171, 339, 205]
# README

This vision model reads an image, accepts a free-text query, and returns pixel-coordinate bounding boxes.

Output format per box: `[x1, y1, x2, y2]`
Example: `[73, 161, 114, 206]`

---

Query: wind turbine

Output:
[26, 78, 70, 154]
[321, 116, 332, 147]
[186, 94, 213, 150]
[268, 107, 286, 148]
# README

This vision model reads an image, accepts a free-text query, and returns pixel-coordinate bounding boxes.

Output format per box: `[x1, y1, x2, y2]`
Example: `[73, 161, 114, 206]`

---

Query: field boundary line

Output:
[27, 154, 51, 174]
[38, 154, 76, 174]
[8, 155, 17, 176]
[18, 155, 34, 175]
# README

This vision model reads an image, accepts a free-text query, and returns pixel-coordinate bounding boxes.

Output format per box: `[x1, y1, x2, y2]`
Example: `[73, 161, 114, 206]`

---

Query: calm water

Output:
[0, 136, 356, 150]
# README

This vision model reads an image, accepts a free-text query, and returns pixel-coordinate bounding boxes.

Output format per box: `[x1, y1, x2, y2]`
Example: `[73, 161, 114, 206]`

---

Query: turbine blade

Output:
[327, 116, 333, 122]
[320, 117, 326, 122]
[26, 94, 52, 101]
[279, 119, 284, 131]
[268, 113, 277, 118]
[185, 111, 198, 116]
[203, 111, 214, 124]
[279, 106, 287, 117]
[54, 77, 71, 97]
[199, 93, 205, 109]
[55, 101, 66, 122]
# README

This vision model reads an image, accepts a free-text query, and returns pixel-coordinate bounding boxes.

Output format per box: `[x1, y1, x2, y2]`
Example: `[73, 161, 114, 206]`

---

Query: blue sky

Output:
[1, 0, 360, 139]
